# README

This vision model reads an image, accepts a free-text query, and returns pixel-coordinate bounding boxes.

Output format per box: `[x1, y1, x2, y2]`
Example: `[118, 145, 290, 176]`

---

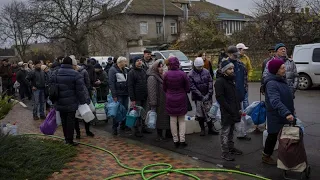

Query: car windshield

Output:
[161, 51, 189, 61]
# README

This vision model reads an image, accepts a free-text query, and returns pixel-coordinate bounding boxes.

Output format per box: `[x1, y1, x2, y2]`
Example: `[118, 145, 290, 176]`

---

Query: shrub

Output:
[0, 95, 14, 120]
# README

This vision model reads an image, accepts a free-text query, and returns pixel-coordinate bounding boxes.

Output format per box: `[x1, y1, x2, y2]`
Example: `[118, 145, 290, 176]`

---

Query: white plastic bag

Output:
[244, 101, 260, 115]
[296, 118, 305, 134]
[89, 101, 95, 112]
[56, 110, 61, 126]
[78, 104, 95, 123]
[235, 120, 246, 137]
[208, 102, 220, 119]
[146, 110, 157, 129]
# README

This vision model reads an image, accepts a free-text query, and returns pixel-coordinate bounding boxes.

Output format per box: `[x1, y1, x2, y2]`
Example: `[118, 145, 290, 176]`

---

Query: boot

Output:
[221, 152, 235, 161]
[86, 131, 95, 137]
[200, 129, 206, 136]
[180, 142, 188, 148]
[262, 152, 277, 165]
[198, 118, 206, 136]
[207, 121, 219, 135]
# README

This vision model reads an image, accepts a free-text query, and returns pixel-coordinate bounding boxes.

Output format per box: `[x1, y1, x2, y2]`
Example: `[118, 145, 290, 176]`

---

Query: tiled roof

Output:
[120, 0, 184, 16]
[188, 1, 253, 20]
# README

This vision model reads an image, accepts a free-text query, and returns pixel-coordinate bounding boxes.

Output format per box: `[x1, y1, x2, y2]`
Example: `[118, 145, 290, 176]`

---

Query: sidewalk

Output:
[2, 103, 253, 180]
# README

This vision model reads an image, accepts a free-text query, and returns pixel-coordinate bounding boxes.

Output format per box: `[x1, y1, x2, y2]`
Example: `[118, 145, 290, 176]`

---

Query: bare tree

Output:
[29, 0, 121, 56]
[0, 1, 37, 62]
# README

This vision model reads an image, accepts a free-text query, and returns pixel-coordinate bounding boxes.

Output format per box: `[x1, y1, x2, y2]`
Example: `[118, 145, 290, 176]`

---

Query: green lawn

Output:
[250, 70, 262, 82]
[0, 135, 77, 180]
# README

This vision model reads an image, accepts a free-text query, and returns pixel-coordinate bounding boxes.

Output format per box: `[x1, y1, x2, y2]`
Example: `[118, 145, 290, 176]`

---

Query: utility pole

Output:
[162, 0, 166, 42]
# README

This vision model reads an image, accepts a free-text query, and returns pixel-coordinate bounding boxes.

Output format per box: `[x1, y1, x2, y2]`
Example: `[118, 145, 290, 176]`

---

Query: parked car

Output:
[293, 43, 320, 90]
[152, 50, 193, 73]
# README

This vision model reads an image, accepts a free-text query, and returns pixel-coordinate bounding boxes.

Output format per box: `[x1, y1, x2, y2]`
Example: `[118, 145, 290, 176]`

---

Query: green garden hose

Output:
[22, 133, 271, 180]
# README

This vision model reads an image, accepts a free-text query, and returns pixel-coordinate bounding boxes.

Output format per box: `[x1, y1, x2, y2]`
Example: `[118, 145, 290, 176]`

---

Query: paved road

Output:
[23, 83, 320, 179]
[92, 82, 320, 180]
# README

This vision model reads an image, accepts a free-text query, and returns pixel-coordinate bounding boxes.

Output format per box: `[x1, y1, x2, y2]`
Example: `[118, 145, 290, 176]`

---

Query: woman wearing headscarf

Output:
[163, 57, 190, 148]
[147, 60, 171, 141]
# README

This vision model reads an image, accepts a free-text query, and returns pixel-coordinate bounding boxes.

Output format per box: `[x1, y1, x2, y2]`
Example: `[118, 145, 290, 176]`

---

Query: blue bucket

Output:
[125, 115, 137, 128]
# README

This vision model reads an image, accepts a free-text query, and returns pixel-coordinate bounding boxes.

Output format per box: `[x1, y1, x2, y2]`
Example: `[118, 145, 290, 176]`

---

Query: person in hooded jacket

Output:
[189, 57, 218, 136]
[262, 58, 295, 165]
[163, 57, 190, 148]
[214, 60, 243, 161]
[94, 63, 108, 101]
[128, 56, 151, 137]
[16, 62, 31, 100]
[104, 57, 113, 74]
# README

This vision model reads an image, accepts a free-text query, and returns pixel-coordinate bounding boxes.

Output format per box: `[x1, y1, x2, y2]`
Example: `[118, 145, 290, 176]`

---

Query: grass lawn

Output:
[0, 135, 77, 180]
[250, 70, 262, 82]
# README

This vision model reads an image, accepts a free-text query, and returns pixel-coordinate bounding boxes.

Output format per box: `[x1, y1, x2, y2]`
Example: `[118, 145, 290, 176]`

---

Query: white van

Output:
[293, 43, 320, 90]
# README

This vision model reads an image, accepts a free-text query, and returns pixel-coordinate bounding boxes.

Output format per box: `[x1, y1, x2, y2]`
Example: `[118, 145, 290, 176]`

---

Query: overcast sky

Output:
[0, 0, 256, 15]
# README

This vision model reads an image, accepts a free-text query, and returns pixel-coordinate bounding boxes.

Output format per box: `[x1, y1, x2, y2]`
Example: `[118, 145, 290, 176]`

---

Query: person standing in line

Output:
[147, 60, 171, 141]
[198, 51, 214, 78]
[214, 60, 243, 161]
[262, 43, 299, 98]
[262, 58, 295, 165]
[108, 56, 129, 135]
[142, 50, 155, 71]
[128, 56, 151, 137]
[218, 48, 228, 67]
[0, 59, 12, 96]
[225, 46, 251, 141]
[260, 47, 275, 93]
[26, 59, 46, 120]
[163, 57, 190, 148]
[16, 62, 31, 100]
[189, 57, 218, 136]
[50, 56, 87, 146]
[236, 43, 253, 110]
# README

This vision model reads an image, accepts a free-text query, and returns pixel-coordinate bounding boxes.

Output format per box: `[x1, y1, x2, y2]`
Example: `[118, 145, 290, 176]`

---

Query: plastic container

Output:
[146, 110, 157, 129]
[185, 116, 201, 134]
[125, 109, 138, 128]
[9, 123, 18, 135]
[107, 101, 119, 117]
[263, 130, 279, 150]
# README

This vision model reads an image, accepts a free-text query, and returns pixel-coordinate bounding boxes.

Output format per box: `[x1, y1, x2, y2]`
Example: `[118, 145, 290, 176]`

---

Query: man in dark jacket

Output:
[108, 56, 129, 135]
[128, 56, 149, 137]
[26, 59, 47, 120]
[0, 58, 12, 96]
[104, 57, 113, 74]
[263, 58, 294, 165]
[218, 49, 228, 68]
[226, 46, 251, 141]
[260, 47, 275, 93]
[94, 63, 108, 101]
[50, 56, 86, 146]
[16, 62, 31, 100]
[214, 60, 243, 161]
[142, 50, 154, 71]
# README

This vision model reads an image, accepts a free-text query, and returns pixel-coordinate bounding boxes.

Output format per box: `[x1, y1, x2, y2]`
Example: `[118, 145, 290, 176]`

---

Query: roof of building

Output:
[187, 0, 253, 20]
[0, 48, 15, 57]
[118, 0, 184, 16]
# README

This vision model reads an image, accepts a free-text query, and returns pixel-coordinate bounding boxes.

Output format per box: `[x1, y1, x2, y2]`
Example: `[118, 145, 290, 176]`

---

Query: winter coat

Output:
[95, 70, 108, 100]
[50, 64, 86, 112]
[16, 69, 29, 87]
[78, 67, 91, 104]
[83, 63, 96, 89]
[11, 67, 19, 83]
[203, 60, 214, 78]
[147, 60, 170, 130]
[261, 57, 273, 85]
[229, 58, 248, 102]
[188, 68, 213, 101]
[214, 75, 241, 126]
[263, 56, 299, 96]
[26, 69, 46, 89]
[128, 66, 148, 101]
[104, 63, 113, 74]
[265, 74, 294, 134]
[108, 64, 128, 98]
[163, 57, 190, 116]
[239, 54, 253, 79]
[142, 58, 155, 71]
[0, 65, 12, 87]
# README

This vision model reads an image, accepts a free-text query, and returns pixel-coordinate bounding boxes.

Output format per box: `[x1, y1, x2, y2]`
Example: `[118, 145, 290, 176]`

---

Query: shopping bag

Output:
[56, 110, 61, 126]
[78, 104, 95, 123]
[115, 104, 126, 123]
[40, 109, 57, 135]
[251, 102, 266, 125]
[107, 100, 120, 117]
[244, 101, 260, 115]
[208, 102, 220, 119]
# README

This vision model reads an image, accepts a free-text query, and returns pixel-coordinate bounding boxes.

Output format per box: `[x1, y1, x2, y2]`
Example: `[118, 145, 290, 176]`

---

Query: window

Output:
[140, 22, 148, 35]
[170, 22, 177, 34]
[312, 48, 320, 62]
[156, 22, 162, 34]
[154, 53, 163, 60]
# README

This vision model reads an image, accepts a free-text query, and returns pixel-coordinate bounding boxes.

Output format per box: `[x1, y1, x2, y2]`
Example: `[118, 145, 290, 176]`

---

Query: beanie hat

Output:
[94, 63, 102, 69]
[227, 46, 239, 54]
[133, 56, 142, 64]
[275, 43, 285, 52]
[194, 57, 204, 67]
[268, 58, 284, 75]
[18, 62, 24, 67]
[221, 60, 234, 73]
[41, 65, 47, 71]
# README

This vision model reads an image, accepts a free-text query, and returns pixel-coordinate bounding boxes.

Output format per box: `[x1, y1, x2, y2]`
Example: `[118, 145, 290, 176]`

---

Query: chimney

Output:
[301, 8, 304, 13]
[305, 7, 310, 15]
[290, 7, 295, 13]
[275, 5, 280, 14]
[234, 9, 239, 12]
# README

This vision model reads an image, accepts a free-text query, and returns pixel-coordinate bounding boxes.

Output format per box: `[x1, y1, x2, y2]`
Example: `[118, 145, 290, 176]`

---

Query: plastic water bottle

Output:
[10, 123, 18, 135]
[129, 108, 138, 117]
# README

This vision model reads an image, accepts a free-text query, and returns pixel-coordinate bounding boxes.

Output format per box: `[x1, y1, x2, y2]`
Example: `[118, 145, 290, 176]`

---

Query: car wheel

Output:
[298, 74, 312, 90]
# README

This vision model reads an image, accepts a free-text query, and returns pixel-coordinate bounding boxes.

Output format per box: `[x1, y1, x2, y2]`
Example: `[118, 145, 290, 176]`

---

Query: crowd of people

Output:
[0, 43, 298, 164]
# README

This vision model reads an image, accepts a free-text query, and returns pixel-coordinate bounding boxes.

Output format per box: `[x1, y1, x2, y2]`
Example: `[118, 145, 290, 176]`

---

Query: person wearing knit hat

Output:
[262, 57, 294, 165]
[189, 57, 217, 136]
[214, 59, 243, 161]
[41, 65, 49, 72]
[262, 43, 298, 98]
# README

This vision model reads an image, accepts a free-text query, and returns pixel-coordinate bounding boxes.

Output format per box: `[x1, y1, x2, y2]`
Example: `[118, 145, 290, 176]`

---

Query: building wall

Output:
[220, 20, 247, 35]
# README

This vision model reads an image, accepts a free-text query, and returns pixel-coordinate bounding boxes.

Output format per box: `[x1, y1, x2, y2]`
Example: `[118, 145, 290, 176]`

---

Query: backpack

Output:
[250, 101, 266, 125]
[48, 70, 59, 103]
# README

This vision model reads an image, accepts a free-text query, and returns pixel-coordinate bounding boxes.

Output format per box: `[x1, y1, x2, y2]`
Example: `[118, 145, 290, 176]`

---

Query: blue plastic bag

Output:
[251, 101, 266, 125]
[115, 104, 126, 123]
[107, 100, 120, 117]
[244, 101, 260, 115]
[296, 118, 305, 134]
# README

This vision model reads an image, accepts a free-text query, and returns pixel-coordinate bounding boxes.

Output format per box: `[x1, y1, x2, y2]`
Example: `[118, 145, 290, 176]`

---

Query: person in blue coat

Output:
[263, 58, 295, 165]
